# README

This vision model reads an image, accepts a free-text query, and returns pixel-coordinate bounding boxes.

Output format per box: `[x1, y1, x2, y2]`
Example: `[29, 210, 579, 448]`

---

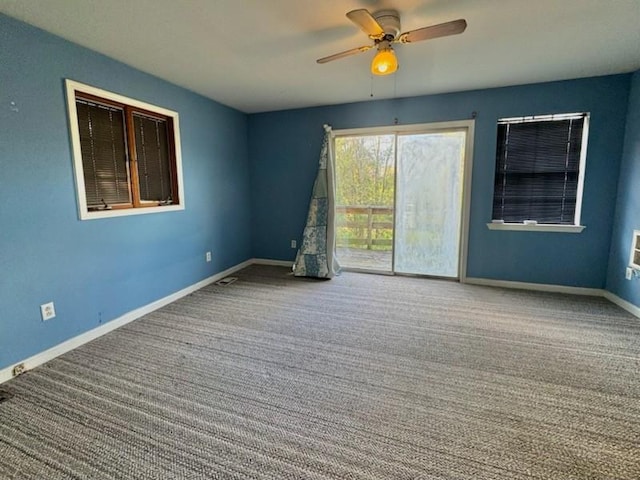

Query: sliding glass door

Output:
[335, 135, 395, 272]
[334, 122, 471, 279]
[394, 131, 466, 277]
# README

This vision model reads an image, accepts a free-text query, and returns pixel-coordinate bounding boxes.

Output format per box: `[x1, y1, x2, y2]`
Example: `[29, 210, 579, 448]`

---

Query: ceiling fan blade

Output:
[346, 9, 385, 39]
[397, 19, 467, 44]
[317, 45, 373, 64]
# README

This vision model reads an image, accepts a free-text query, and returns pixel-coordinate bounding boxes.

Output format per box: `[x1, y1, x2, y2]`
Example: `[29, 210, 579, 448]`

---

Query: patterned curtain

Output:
[293, 125, 340, 278]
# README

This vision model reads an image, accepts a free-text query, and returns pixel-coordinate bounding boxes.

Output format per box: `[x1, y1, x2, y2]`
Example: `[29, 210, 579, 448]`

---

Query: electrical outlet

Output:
[12, 363, 25, 377]
[40, 302, 56, 321]
[206, 251, 212, 262]
[626, 267, 633, 280]
[291, 240, 297, 249]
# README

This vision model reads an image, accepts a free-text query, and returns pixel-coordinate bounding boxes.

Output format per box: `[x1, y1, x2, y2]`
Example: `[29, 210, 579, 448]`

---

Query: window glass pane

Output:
[133, 114, 172, 203]
[395, 131, 465, 277]
[76, 100, 131, 207]
[335, 135, 394, 272]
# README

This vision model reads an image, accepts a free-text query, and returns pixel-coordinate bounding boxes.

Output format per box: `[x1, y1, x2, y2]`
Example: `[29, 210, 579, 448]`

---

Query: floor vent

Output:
[0, 389, 14, 404]
[216, 277, 238, 286]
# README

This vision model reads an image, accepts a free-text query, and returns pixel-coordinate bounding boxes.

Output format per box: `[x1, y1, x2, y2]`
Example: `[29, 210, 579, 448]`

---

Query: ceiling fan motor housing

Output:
[373, 10, 401, 40]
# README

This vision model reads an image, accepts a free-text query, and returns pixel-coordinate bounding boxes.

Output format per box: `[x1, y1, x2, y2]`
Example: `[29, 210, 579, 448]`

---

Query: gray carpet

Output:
[1, 265, 639, 479]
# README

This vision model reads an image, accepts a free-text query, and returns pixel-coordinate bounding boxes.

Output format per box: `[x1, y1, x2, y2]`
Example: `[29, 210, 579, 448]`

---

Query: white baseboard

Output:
[603, 291, 640, 318]
[463, 277, 604, 296]
[3, 262, 637, 385]
[464, 277, 640, 319]
[0, 258, 253, 385]
[252, 258, 294, 268]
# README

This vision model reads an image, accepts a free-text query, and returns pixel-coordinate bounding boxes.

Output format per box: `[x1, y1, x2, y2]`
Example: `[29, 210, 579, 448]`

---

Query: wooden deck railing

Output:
[335, 205, 393, 250]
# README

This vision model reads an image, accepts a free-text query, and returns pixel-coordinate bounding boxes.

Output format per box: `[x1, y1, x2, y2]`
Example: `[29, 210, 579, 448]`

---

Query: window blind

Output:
[133, 114, 172, 203]
[492, 114, 586, 224]
[76, 99, 131, 208]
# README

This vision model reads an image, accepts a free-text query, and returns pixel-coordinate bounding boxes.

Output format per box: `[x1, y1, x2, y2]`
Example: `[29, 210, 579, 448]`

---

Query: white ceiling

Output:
[1, 0, 639, 113]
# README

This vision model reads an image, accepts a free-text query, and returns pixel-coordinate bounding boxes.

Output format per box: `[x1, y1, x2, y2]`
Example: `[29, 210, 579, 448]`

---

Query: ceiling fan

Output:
[317, 9, 467, 76]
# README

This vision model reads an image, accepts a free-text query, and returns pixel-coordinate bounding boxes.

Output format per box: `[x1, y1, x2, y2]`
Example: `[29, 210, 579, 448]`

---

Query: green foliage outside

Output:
[335, 136, 395, 250]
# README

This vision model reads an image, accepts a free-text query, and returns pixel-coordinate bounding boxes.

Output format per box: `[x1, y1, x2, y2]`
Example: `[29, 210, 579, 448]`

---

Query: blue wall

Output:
[249, 75, 631, 287]
[0, 15, 252, 370]
[607, 71, 640, 302]
[1, 12, 637, 372]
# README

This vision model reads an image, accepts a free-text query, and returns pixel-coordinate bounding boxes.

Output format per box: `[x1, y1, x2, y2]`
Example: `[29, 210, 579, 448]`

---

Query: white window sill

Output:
[80, 204, 184, 220]
[486, 222, 585, 233]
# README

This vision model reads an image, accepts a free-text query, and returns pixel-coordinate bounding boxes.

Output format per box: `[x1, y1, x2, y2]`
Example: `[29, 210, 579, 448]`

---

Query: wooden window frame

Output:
[66, 79, 185, 220]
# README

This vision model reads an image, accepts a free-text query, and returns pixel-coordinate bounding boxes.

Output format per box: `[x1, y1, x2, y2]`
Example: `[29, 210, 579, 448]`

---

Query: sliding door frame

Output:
[331, 119, 475, 281]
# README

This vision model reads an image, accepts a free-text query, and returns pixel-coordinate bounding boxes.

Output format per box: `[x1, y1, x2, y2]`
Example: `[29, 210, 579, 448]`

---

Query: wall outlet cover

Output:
[40, 302, 56, 321]
[206, 251, 212, 262]
[291, 240, 297, 249]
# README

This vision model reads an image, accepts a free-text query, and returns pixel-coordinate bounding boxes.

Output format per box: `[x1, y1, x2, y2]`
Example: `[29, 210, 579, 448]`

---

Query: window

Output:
[489, 113, 588, 233]
[629, 230, 640, 269]
[66, 80, 184, 219]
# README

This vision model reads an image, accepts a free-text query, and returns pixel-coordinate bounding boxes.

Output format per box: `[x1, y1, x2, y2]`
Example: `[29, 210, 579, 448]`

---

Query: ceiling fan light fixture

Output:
[371, 47, 398, 76]
[317, 8, 466, 76]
